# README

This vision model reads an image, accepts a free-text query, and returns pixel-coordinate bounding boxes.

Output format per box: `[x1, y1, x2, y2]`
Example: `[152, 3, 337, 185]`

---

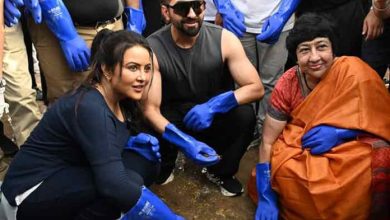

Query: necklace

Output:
[303, 72, 314, 91]
[297, 67, 313, 92]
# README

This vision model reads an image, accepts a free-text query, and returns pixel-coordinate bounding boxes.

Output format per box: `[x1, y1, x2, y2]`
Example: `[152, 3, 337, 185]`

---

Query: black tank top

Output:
[147, 23, 234, 123]
[63, 0, 123, 26]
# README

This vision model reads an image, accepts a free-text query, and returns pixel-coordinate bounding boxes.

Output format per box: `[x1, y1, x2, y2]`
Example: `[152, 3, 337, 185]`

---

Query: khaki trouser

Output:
[3, 24, 42, 146]
[28, 18, 124, 102]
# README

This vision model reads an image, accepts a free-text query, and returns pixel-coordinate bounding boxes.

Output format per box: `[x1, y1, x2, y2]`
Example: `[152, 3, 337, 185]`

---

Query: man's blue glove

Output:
[23, 0, 42, 23]
[121, 186, 184, 220]
[125, 133, 161, 163]
[256, 0, 300, 44]
[302, 125, 360, 155]
[255, 163, 279, 220]
[183, 91, 238, 131]
[162, 123, 220, 166]
[4, 0, 23, 27]
[124, 0, 146, 34]
[213, 0, 246, 37]
[39, 0, 90, 72]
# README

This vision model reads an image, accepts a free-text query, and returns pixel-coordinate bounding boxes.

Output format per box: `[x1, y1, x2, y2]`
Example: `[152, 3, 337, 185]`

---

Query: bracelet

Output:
[372, 0, 390, 11]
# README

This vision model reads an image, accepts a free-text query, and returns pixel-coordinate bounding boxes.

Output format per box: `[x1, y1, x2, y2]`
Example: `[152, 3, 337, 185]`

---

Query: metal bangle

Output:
[372, 0, 390, 11]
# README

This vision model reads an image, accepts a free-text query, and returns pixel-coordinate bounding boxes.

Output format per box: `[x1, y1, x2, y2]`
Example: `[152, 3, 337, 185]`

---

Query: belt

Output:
[75, 15, 122, 29]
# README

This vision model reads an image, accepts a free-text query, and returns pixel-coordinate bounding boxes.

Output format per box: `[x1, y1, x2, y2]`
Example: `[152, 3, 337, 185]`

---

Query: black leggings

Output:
[16, 151, 159, 220]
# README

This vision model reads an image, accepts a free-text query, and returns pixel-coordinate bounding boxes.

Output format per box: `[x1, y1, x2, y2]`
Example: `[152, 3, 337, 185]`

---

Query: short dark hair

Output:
[286, 13, 338, 61]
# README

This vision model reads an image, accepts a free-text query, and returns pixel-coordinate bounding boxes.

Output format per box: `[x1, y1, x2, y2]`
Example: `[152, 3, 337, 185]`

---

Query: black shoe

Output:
[155, 168, 174, 185]
[202, 168, 244, 197]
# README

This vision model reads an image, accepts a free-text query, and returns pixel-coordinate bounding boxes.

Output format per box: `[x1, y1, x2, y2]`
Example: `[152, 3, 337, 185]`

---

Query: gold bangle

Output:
[372, 0, 389, 11]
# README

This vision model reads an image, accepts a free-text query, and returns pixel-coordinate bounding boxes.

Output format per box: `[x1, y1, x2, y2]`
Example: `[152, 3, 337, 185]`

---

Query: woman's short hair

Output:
[286, 13, 338, 61]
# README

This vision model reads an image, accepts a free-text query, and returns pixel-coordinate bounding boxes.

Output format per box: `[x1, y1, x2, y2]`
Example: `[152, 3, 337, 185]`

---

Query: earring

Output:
[103, 72, 111, 80]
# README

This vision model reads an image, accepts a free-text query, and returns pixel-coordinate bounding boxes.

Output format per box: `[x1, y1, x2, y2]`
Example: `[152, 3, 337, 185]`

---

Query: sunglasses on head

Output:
[164, 1, 205, 17]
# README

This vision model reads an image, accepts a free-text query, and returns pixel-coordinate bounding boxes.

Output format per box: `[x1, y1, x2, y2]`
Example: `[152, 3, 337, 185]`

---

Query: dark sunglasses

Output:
[164, 1, 205, 17]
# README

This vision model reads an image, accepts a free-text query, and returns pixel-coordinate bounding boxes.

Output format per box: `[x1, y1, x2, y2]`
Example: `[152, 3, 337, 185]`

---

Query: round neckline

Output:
[92, 88, 126, 124]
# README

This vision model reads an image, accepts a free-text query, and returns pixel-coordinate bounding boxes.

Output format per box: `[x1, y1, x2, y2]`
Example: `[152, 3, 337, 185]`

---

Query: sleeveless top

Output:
[147, 22, 234, 123]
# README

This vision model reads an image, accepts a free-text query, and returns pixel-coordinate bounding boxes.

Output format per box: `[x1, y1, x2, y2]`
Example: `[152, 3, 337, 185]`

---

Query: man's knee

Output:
[230, 104, 256, 130]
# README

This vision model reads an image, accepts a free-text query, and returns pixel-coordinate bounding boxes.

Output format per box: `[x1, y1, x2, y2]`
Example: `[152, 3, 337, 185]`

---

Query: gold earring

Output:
[103, 73, 111, 80]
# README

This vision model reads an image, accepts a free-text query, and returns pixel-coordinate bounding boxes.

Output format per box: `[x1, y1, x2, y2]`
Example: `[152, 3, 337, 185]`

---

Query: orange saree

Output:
[248, 57, 390, 219]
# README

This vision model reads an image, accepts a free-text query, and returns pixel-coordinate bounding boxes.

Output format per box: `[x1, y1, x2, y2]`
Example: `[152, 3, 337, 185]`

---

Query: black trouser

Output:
[160, 104, 255, 177]
[362, 21, 390, 78]
[16, 151, 159, 220]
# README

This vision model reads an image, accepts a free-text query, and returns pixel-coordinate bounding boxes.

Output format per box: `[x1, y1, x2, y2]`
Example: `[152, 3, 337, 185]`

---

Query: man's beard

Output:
[175, 18, 203, 37]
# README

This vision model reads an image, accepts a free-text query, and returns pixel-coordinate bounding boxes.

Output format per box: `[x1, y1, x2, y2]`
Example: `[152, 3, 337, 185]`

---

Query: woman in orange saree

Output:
[249, 13, 390, 220]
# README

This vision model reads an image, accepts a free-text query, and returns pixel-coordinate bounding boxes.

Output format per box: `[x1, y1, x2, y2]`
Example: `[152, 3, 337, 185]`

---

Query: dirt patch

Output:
[152, 148, 258, 219]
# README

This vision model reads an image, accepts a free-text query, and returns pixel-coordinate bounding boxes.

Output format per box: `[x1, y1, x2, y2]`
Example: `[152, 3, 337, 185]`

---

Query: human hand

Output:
[59, 36, 91, 72]
[125, 133, 161, 162]
[362, 9, 384, 40]
[183, 91, 237, 131]
[214, 0, 246, 37]
[162, 123, 220, 166]
[256, 15, 285, 44]
[4, 0, 23, 27]
[302, 125, 359, 155]
[124, 6, 146, 34]
[183, 103, 214, 131]
[255, 163, 279, 220]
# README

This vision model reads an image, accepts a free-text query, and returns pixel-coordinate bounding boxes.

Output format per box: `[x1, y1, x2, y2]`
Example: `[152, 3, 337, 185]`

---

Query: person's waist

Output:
[74, 15, 122, 28]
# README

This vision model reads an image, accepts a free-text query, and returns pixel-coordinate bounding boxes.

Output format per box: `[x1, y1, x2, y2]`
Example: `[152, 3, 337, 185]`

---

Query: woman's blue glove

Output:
[255, 163, 279, 220]
[125, 133, 161, 162]
[121, 186, 184, 220]
[183, 91, 238, 131]
[162, 123, 220, 166]
[4, 0, 23, 27]
[256, 0, 300, 44]
[213, 0, 246, 37]
[302, 125, 360, 155]
[124, 6, 146, 34]
[39, 0, 90, 72]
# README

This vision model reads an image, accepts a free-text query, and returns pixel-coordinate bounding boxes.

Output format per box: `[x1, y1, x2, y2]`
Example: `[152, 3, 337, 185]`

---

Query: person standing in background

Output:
[213, 0, 300, 145]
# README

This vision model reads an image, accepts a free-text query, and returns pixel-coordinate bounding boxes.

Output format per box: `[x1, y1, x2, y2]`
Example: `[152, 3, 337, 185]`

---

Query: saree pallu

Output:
[248, 57, 390, 219]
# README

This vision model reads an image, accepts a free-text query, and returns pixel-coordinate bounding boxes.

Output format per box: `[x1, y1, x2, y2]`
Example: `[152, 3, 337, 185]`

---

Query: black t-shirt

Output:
[297, 0, 352, 13]
[63, 0, 123, 25]
[2, 87, 137, 210]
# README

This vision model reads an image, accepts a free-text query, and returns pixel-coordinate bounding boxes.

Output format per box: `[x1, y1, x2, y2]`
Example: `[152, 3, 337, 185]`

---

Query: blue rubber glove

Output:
[23, 0, 42, 23]
[39, 0, 90, 72]
[125, 133, 161, 163]
[162, 123, 220, 166]
[121, 186, 184, 220]
[213, 0, 246, 37]
[124, 2, 146, 34]
[302, 125, 360, 155]
[4, 0, 23, 27]
[256, 0, 300, 44]
[183, 91, 238, 131]
[255, 163, 279, 220]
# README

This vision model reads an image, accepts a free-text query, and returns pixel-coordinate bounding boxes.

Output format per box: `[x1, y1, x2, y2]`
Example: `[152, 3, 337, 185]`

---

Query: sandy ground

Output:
[151, 148, 258, 219]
